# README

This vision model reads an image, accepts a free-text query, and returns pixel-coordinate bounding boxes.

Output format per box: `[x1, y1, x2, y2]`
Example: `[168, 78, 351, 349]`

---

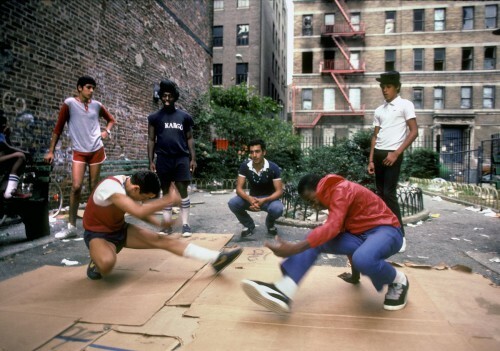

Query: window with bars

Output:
[483, 86, 495, 109]
[461, 87, 472, 109]
[434, 87, 445, 109]
[485, 47, 496, 69]
[303, 15, 313, 35]
[461, 48, 473, 70]
[385, 50, 396, 71]
[413, 88, 424, 109]
[414, 48, 424, 71]
[302, 89, 312, 110]
[434, 48, 445, 71]
[485, 5, 497, 28]
[236, 63, 248, 85]
[462, 6, 474, 30]
[213, 26, 223, 47]
[414, 9, 425, 31]
[213, 64, 223, 86]
[236, 24, 249, 45]
[434, 8, 445, 31]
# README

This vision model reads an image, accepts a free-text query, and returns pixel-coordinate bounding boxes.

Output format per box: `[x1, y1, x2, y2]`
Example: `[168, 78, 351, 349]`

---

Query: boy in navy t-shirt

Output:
[228, 139, 284, 237]
[148, 79, 197, 237]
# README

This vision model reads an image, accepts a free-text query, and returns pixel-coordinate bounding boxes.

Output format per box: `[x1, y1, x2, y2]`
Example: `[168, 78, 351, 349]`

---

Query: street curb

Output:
[277, 209, 430, 228]
[421, 190, 499, 212]
[0, 235, 55, 259]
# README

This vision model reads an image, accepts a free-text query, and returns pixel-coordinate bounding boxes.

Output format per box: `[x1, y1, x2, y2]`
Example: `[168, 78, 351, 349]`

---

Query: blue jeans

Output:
[281, 226, 403, 291]
[228, 195, 284, 229]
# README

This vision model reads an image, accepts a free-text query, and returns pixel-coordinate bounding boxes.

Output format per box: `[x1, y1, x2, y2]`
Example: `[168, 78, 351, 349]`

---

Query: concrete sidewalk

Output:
[0, 191, 499, 284]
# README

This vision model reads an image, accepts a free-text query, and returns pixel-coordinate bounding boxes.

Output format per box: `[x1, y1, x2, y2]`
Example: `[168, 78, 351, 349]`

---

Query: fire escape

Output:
[311, 0, 366, 127]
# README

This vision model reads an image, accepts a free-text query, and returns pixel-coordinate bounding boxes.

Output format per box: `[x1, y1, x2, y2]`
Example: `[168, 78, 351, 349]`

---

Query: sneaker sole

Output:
[241, 280, 290, 314]
[213, 249, 243, 274]
[55, 233, 78, 240]
[182, 232, 192, 238]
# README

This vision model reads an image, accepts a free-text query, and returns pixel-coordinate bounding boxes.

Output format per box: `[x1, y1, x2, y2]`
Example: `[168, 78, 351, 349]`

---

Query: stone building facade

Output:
[212, 0, 289, 118]
[292, 0, 500, 160]
[0, 0, 212, 197]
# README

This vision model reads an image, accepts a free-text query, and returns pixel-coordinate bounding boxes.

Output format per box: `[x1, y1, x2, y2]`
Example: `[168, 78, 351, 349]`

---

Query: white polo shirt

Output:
[373, 95, 416, 150]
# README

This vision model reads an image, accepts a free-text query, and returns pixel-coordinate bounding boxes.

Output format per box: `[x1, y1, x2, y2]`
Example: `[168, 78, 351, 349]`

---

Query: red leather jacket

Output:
[307, 175, 400, 248]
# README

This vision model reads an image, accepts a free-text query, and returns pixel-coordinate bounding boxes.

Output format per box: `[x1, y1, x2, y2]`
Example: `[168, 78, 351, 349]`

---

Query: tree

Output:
[192, 85, 302, 180]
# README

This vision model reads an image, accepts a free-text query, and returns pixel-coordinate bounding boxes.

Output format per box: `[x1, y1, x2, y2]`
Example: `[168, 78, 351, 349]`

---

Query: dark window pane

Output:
[213, 26, 223, 47]
[302, 52, 313, 73]
[236, 24, 249, 46]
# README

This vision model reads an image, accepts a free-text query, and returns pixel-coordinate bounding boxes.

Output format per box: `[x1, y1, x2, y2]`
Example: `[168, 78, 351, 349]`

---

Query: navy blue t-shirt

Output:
[148, 107, 194, 157]
[238, 159, 282, 196]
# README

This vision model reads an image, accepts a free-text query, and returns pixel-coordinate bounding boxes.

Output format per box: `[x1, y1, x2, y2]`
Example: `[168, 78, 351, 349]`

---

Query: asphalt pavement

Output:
[0, 191, 499, 284]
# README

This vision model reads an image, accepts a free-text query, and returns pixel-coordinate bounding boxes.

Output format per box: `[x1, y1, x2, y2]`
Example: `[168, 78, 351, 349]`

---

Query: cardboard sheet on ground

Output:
[0, 233, 232, 350]
[183, 247, 500, 351]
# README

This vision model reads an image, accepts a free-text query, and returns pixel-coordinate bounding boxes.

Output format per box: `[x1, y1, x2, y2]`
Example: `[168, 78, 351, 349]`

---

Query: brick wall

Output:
[0, 0, 212, 200]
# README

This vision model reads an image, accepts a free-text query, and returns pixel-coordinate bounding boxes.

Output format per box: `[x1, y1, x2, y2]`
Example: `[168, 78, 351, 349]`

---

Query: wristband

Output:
[105, 129, 111, 135]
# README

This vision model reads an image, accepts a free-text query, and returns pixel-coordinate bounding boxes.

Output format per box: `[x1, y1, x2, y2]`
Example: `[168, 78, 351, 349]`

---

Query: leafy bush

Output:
[401, 148, 439, 179]
[296, 130, 375, 190]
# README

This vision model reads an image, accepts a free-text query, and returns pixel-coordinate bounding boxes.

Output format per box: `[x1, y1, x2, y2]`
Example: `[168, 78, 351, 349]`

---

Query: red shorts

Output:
[73, 147, 106, 165]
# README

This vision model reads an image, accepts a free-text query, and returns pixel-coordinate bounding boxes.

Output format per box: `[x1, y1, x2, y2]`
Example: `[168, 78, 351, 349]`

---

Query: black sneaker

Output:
[87, 260, 102, 280]
[241, 226, 255, 238]
[182, 224, 192, 238]
[241, 279, 291, 314]
[212, 248, 243, 274]
[159, 226, 174, 235]
[384, 276, 409, 311]
[267, 227, 278, 236]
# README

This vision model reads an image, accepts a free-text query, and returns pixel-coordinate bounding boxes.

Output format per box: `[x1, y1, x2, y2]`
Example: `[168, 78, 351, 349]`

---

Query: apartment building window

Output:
[483, 86, 495, 109]
[414, 48, 424, 70]
[413, 88, 424, 109]
[385, 50, 396, 71]
[485, 5, 497, 29]
[237, 0, 249, 8]
[385, 11, 396, 33]
[413, 9, 425, 31]
[214, 0, 223, 10]
[463, 7, 474, 30]
[302, 52, 313, 73]
[302, 89, 312, 110]
[302, 15, 313, 36]
[324, 88, 335, 111]
[434, 8, 445, 31]
[213, 64, 223, 86]
[461, 87, 472, 109]
[434, 87, 445, 109]
[484, 47, 496, 69]
[461, 47, 473, 70]
[236, 24, 249, 45]
[349, 88, 361, 109]
[236, 63, 248, 85]
[434, 48, 445, 71]
[325, 13, 335, 26]
[213, 26, 223, 47]
[351, 13, 360, 31]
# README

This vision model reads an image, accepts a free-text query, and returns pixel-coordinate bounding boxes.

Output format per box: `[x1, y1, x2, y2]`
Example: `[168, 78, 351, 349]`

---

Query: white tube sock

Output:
[393, 270, 407, 285]
[163, 207, 172, 224]
[181, 197, 190, 225]
[183, 243, 219, 263]
[4, 174, 19, 199]
[274, 275, 298, 299]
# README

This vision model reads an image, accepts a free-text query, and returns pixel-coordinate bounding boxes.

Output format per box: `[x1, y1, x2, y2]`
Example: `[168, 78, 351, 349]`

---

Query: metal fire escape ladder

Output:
[330, 72, 355, 113]
[334, 0, 357, 33]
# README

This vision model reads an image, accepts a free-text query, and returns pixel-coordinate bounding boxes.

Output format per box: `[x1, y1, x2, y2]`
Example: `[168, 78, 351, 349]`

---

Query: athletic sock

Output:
[162, 206, 173, 224]
[274, 275, 298, 299]
[181, 197, 190, 225]
[3, 174, 20, 199]
[183, 243, 219, 263]
[393, 270, 407, 285]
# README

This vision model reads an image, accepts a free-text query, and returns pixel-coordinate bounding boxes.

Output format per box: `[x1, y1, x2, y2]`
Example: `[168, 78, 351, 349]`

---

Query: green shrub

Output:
[402, 148, 439, 179]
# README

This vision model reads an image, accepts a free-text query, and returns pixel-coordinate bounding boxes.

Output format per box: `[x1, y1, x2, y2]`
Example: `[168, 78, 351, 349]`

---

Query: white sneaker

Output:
[55, 225, 78, 239]
[399, 237, 407, 253]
